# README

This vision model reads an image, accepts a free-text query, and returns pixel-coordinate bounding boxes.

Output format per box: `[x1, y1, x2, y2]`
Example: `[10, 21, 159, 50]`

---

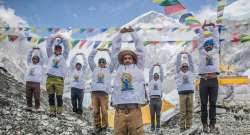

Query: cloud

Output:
[110, 0, 134, 12]
[0, 6, 28, 27]
[194, 5, 217, 23]
[72, 13, 78, 18]
[88, 6, 97, 11]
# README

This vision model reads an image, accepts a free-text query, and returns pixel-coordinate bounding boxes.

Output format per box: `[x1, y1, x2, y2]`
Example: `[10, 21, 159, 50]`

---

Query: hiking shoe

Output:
[49, 112, 56, 117]
[150, 127, 155, 132]
[155, 128, 161, 134]
[73, 108, 77, 113]
[34, 108, 43, 113]
[180, 128, 186, 133]
[209, 124, 219, 133]
[101, 127, 108, 134]
[93, 127, 102, 134]
[24, 106, 33, 112]
[77, 109, 83, 115]
[203, 124, 209, 133]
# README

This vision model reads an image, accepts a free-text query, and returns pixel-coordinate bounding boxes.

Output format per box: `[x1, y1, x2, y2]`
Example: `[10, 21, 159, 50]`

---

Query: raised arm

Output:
[175, 53, 181, 73]
[149, 66, 154, 82]
[27, 49, 34, 65]
[107, 51, 114, 73]
[159, 65, 164, 82]
[38, 49, 44, 66]
[187, 53, 194, 72]
[197, 30, 205, 50]
[62, 39, 70, 59]
[81, 54, 87, 72]
[211, 26, 220, 49]
[70, 54, 78, 71]
[88, 49, 97, 72]
[130, 32, 144, 69]
[111, 33, 122, 70]
[46, 37, 54, 58]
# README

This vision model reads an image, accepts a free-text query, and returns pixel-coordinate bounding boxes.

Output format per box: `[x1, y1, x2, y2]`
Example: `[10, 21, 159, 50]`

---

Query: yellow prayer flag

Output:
[152, 0, 164, 4]
[0, 34, 7, 42]
[31, 27, 36, 33]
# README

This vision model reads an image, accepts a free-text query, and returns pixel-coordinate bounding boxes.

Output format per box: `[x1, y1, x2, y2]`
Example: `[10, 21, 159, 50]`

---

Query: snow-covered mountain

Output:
[1, 0, 250, 94]
[0, 0, 250, 93]
[0, 1, 250, 134]
[224, 0, 250, 20]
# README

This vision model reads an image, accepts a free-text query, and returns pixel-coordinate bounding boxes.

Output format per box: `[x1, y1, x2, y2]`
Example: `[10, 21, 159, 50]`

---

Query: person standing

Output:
[111, 27, 147, 135]
[69, 53, 87, 114]
[88, 48, 113, 133]
[148, 64, 164, 133]
[46, 35, 69, 117]
[197, 22, 220, 133]
[175, 52, 194, 132]
[25, 47, 44, 112]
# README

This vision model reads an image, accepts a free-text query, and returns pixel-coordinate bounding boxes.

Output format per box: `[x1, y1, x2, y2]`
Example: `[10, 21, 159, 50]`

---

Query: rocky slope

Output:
[0, 67, 113, 135]
[1, 66, 250, 135]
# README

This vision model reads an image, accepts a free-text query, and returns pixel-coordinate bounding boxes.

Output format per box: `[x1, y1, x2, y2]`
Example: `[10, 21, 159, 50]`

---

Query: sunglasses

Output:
[99, 61, 106, 64]
[181, 66, 189, 69]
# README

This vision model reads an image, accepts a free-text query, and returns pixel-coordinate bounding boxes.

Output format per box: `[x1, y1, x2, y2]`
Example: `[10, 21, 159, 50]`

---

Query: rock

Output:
[3, 111, 10, 115]
[42, 115, 48, 120]
[5, 125, 12, 130]
[41, 121, 49, 126]
[217, 108, 227, 114]
[55, 127, 60, 131]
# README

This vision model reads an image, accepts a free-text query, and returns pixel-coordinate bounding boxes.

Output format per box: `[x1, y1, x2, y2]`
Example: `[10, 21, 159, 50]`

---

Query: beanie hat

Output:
[203, 38, 214, 47]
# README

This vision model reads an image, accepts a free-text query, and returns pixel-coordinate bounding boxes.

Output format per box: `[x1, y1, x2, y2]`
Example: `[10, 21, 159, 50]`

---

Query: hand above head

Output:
[75, 52, 84, 55]
[120, 26, 134, 33]
[120, 27, 128, 33]
[97, 48, 109, 52]
[32, 47, 40, 50]
[202, 20, 215, 29]
[127, 26, 134, 32]
[53, 34, 63, 39]
[153, 63, 160, 66]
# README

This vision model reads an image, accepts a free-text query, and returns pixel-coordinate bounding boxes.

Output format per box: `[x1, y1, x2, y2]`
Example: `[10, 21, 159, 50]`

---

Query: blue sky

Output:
[3, 0, 235, 28]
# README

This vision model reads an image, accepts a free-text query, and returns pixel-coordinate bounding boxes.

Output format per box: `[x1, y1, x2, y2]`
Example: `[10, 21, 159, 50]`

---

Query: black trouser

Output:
[71, 87, 84, 112]
[199, 78, 218, 125]
[48, 94, 63, 107]
[149, 98, 162, 129]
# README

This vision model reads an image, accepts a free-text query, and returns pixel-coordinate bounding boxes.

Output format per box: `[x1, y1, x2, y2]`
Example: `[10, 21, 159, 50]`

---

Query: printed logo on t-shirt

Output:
[153, 83, 158, 90]
[121, 73, 134, 91]
[73, 75, 79, 82]
[52, 58, 60, 68]
[183, 76, 189, 84]
[206, 55, 213, 66]
[97, 73, 105, 83]
[29, 68, 35, 76]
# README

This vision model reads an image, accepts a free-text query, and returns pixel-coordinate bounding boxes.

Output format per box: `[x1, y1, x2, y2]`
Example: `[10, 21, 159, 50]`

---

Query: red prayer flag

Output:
[164, 3, 185, 14]
[79, 40, 87, 49]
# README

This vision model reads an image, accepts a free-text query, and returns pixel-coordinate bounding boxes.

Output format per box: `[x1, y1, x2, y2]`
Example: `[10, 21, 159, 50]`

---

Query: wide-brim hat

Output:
[118, 50, 137, 64]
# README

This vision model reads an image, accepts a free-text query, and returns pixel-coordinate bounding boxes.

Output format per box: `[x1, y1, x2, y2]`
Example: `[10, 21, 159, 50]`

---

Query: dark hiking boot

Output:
[203, 124, 209, 133]
[209, 124, 219, 133]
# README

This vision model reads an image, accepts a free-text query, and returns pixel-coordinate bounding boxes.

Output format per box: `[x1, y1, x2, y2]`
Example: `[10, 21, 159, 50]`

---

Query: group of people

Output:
[24, 21, 220, 134]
